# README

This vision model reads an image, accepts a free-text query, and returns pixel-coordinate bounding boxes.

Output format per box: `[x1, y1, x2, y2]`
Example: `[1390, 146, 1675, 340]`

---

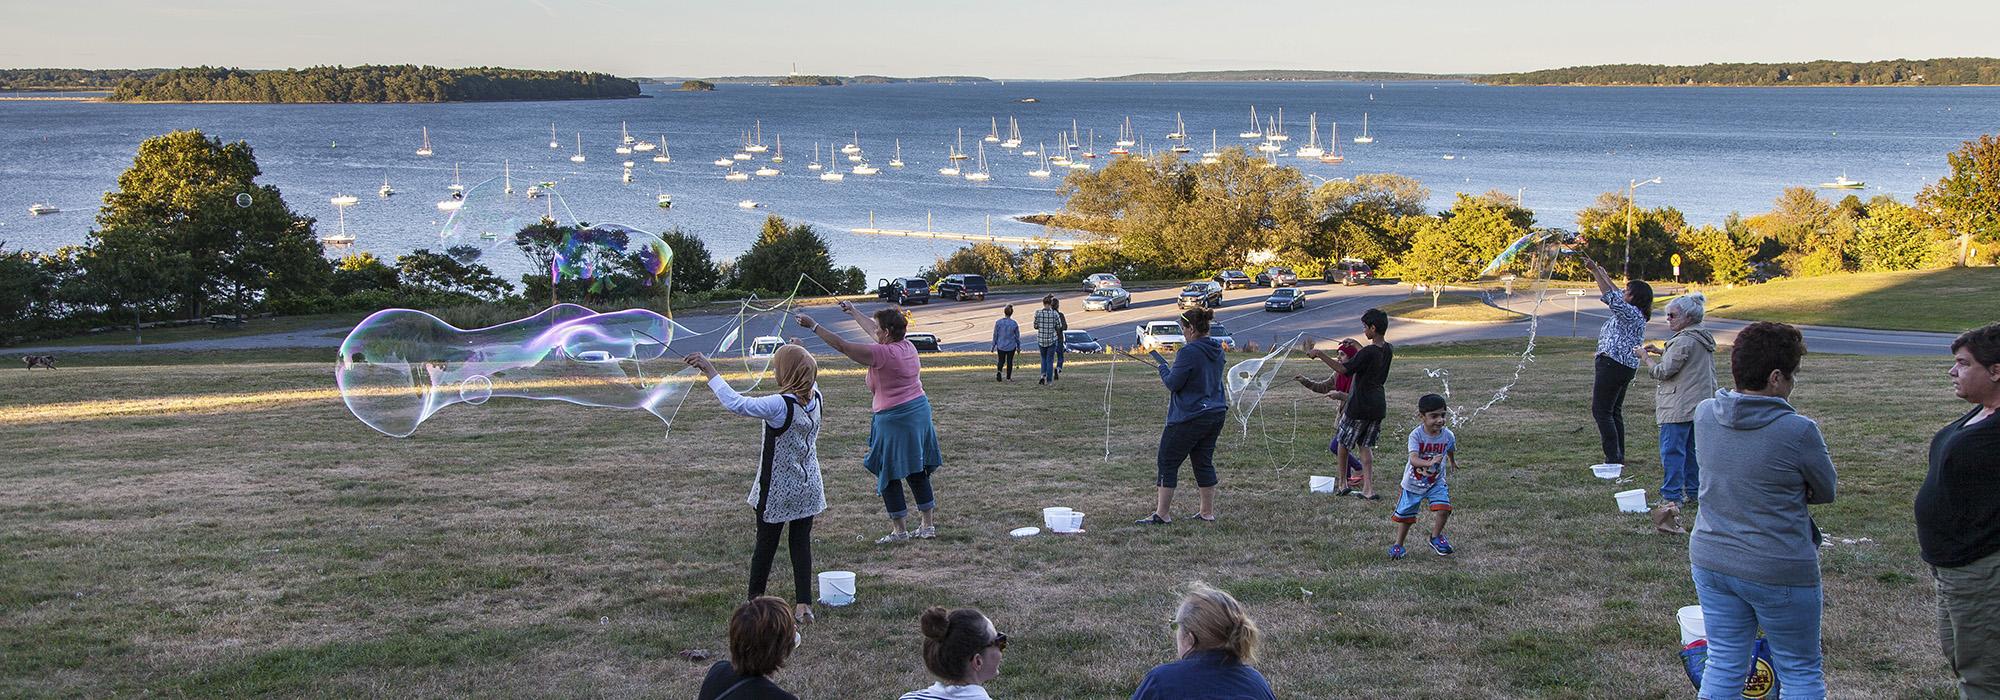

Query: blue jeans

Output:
[1660, 421, 1700, 502]
[881, 469, 934, 520]
[1039, 343, 1059, 381]
[1691, 564, 1826, 699]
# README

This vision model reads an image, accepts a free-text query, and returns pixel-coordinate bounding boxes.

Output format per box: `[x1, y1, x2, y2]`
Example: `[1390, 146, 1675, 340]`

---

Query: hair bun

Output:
[919, 607, 951, 640]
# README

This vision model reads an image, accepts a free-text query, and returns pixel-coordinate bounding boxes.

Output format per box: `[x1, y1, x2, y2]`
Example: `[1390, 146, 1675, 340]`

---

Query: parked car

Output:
[1325, 260, 1373, 286]
[749, 335, 786, 358]
[935, 273, 988, 301]
[1208, 323, 1234, 350]
[906, 332, 941, 353]
[1084, 272, 1122, 290]
[1063, 330, 1104, 353]
[1135, 320, 1186, 352]
[1178, 281, 1223, 309]
[1082, 286, 1132, 311]
[876, 276, 932, 305]
[1255, 267, 1298, 287]
[1263, 287, 1306, 312]
[1214, 270, 1254, 289]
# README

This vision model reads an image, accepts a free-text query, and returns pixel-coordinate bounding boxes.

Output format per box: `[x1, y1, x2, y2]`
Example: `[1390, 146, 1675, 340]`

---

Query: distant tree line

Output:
[1089, 70, 1468, 82]
[107, 65, 639, 103]
[0, 68, 162, 91]
[1479, 58, 2000, 86]
[0, 131, 867, 344]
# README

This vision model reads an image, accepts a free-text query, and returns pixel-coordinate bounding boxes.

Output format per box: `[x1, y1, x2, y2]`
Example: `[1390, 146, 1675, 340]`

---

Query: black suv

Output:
[1178, 281, 1223, 309]
[1214, 270, 1254, 289]
[876, 277, 932, 305]
[1325, 261, 1373, 286]
[935, 273, 989, 301]
[1255, 267, 1299, 287]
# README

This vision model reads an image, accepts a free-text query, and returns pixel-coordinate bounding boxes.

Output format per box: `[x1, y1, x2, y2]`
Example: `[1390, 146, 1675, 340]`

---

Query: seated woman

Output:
[696, 596, 800, 700]
[899, 607, 1008, 699]
[1131, 583, 1276, 700]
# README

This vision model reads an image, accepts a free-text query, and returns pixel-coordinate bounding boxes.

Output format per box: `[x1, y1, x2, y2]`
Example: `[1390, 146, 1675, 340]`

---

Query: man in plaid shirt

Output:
[1034, 295, 1068, 385]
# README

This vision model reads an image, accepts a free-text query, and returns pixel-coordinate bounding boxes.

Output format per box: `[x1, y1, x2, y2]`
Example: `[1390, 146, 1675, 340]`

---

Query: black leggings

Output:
[1592, 354, 1637, 464]
[996, 350, 1015, 378]
[749, 515, 813, 604]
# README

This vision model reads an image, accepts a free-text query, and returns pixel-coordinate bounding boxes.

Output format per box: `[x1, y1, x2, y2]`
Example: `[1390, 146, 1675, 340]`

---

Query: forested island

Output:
[1088, 69, 1467, 82]
[684, 74, 992, 85]
[1480, 58, 2000, 86]
[678, 80, 716, 91]
[0, 68, 161, 91]
[104, 65, 639, 102]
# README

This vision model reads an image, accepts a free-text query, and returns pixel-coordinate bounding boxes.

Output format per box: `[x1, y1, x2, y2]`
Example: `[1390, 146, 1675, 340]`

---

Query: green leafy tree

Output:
[1311, 173, 1430, 264]
[1917, 134, 2000, 266]
[1575, 192, 1684, 280]
[931, 242, 1019, 283]
[1060, 150, 1313, 276]
[331, 252, 400, 296]
[1399, 221, 1483, 307]
[396, 249, 509, 301]
[1676, 224, 1753, 284]
[732, 216, 865, 295]
[657, 228, 722, 293]
[1852, 201, 1950, 271]
[73, 226, 193, 332]
[0, 243, 54, 338]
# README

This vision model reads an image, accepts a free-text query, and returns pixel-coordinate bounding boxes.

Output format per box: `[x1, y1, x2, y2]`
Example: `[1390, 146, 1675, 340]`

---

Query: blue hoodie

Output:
[1689, 388, 1838, 587]
[1158, 337, 1228, 424]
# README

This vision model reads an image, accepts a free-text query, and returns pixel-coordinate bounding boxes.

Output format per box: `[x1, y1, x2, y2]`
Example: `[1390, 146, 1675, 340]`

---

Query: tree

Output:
[1676, 224, 1753, 284]
[74, 226, 193, 332]
[1399, 221, 1482, 307]
[395, 249, 509, 301]
[1575, 192, 1684, 280]
[931, 242, 1018, 283]
[1853, 201, 1950, 271]
[1917, 134, 2000, 266]
[1311, 173, 1430, 264]
[331, 252, 400, 296]
[732, 216, 866, 295]
[657, 228, 722, 293]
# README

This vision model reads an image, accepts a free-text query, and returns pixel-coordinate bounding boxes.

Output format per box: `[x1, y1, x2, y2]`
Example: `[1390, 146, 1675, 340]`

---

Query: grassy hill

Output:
[1696, 267, 1999, 333]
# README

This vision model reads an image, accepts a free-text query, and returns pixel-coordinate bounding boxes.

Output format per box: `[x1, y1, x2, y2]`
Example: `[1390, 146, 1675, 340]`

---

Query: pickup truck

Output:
[1135, 320, 1186, 352]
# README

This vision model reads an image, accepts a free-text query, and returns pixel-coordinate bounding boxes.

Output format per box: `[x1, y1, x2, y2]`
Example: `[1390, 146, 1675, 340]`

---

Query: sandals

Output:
[1334, 487, 1354, 497]
[795, 607, 815, 626]
[1135, 513, 1171, 525]
[1352, 492, 1381, 501]
[912, 525, 937, 539]
[1188, 513, 1217, 522]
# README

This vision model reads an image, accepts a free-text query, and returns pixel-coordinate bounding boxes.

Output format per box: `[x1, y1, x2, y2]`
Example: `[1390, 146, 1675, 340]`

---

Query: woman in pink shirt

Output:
[799, 301, 943, 544]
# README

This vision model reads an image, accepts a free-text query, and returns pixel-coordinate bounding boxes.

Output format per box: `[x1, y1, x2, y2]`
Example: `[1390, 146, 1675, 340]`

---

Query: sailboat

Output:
[503, 160, 514, 194]
[1294, 113, 1324, 159]
[842, 131, 862, 155]
[416, 127, 433, 157]
[852, 159, 879, 175]
[889, 140, 905, 168]
[321, 198, 356, 246]
[448, 163, 464, 191]
[1028, 145, 1052, 178]
[745, 121, 768, 153]
[963, 143, 991, 181]
[1240, 107, 1262, 139]
[1320, 123, 1346, 164]
[1068, 119, 1082, 150]
[1352, 113, 1374, 144]
[1114, 116, 1136, 148]
[378, 175, 395, 197]
[653, 135, 671, 163]
[725, 168, 750, 181]
[1050, 134, 1072, 166]
[950, 129, 970, 160]
[985, 117, 1002, 143]
[714, 155, 736, 167]
[1267, 108, 1289, 142]
[571, 134, 587, 163]
[1003, 116, 1022, 149]
[548, 124, 560, 149]
[820, 151, 845, 181]
[1201, 130, 1221, 163]
[770, 135, 784, 163]
[938, 143, 962, 176]
[621, 121, 635, 145]
[1082, 130, 1098, 159]
[756, 160, 782, 176]
[809, 143, 824, 171]
[1256, 119, 1282, 153]
[1167, 112, 1187, 140]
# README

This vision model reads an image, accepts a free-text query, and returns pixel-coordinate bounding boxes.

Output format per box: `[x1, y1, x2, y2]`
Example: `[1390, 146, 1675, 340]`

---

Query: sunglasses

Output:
[987, 632, 1008, 651]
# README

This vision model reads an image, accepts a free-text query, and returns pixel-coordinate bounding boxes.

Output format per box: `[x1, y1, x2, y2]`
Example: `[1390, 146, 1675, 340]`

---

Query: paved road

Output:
[14, 281, 1957, 357]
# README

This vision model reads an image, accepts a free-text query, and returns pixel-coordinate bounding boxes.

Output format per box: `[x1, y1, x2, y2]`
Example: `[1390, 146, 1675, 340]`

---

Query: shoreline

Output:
[69, 94, 648, 105]
[1476, 82, 2000, 88]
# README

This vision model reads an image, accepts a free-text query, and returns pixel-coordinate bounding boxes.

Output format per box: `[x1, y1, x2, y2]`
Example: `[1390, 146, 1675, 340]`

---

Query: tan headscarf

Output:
[773, 343, 817, 400]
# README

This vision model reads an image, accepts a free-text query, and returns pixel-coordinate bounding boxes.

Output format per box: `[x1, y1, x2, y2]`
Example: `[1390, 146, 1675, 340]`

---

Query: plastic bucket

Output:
[1065, 512, 1086, 531]
[1309, 475, 1337, 493]
[1677, 605, 1706, 645]
[817, 571, 856, 606]
[1615, 489, 1648, 513]
[1042, 507, 1073, 529]
[1591, 463, 1623, 479]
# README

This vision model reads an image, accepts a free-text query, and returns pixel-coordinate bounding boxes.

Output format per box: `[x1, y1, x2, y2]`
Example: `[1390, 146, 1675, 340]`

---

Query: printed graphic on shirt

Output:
[1404, 427, 1455, 490]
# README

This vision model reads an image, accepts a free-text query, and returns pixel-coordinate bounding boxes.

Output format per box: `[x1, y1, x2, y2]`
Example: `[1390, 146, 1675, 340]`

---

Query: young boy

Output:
[1391, 393, 1457, 559]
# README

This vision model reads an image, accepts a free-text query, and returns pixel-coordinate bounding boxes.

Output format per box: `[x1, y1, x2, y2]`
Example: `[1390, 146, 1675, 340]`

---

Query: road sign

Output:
[1671, 254, 1682, 267]
[1566, 289, 1590, 296]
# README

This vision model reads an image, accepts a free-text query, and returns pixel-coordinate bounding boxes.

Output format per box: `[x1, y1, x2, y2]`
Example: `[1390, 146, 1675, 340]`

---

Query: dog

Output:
[22, 355, 56, 369]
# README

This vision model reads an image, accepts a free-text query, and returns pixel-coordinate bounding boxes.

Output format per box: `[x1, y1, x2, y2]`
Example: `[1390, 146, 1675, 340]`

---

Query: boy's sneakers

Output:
[1388, 544, 1407, 559]
[1429, 534, 1454, 556]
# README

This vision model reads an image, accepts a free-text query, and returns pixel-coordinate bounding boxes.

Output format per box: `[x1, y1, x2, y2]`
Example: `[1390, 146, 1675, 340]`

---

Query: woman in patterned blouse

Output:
[1581, 256, 1654, 468]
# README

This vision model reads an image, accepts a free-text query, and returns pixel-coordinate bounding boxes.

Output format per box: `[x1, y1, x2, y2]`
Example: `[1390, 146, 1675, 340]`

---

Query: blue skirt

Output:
[864, 395, 942, 493]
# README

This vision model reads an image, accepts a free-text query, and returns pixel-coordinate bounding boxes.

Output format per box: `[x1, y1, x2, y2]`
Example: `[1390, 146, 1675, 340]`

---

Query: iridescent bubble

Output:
[235, 193, 253, 208]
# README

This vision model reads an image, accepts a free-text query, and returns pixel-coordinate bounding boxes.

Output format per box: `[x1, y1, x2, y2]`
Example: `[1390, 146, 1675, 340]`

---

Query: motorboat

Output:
[27, 203, 60, 215]
[714, 156, 736, 167]
[851, 161, 879, 175]
[725, 170, 750, 181]
[755, 164, 781, 177]
[330, 194, 359, 206]
[1819, 173, 1865, 189]
[657, 193, 673, 208]
[738, 200, 761, 209]
[378, 176, 395, 197]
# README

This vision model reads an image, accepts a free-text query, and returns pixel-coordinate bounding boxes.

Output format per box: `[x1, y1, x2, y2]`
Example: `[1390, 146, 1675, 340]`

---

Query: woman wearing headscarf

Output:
[800, 301, 944, 544]
[688, 343, 827, 624]
[1642, 292, 1716, 525]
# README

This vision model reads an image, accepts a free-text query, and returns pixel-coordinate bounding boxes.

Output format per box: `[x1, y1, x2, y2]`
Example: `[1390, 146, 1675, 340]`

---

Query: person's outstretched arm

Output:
[1582, 257, 1620, 299]
[798, 313, 875, 366]
[840, 300, 882, 339]
[686, 353, 789, 424]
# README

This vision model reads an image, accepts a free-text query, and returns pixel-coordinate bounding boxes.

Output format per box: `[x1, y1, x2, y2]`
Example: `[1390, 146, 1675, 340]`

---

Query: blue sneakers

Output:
[1429, 534, 1454, 556]
[1389, 544, 1407, 559]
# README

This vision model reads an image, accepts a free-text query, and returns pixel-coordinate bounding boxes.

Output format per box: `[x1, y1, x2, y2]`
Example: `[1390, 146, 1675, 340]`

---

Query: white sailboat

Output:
[745, 121, 769, 153]
[949, 129, 970, 160]
[1240, 106, 1262, 139]
[1050, 134, 1072, 166]
[571, 134, 587, 163]
[1028, 145, 1052, 178]
[1267, 108, 1289, 142]
[1002, 116, 1022, 149]
[985, 117, 1002, 143]
[1294, 113, 1324, 159]
[770, 135, 784, 163]
[653, 135, 671, 163]
[938, 142, 962, 176]
[416, 127, 433, 157]
[448, 162, 464, 191]
[322, 197, 356, 246]
[378, 175, 395, 197]
[820, 152, 844, 181]
[1201, 130, 1221, 163]
[1115, 116, 1136, 148]
[1320, 123, 1346, 164]
[889, 139, 905, 168]
[620, 121, 635, 145]
[549, 124, 560, 149]
[808, 143, 824, 171]
[1167, 112, 1187, 140]
[963, 143, 991, 181]
[841, 131, 862, 155]
[1352, 113, 1374, 144]
[503, 159, 514, 194]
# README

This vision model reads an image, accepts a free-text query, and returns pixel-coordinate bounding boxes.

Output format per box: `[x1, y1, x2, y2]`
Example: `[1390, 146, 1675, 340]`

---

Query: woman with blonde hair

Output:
[688, 343, 826, 624]
[1131, 583, 1276, 699]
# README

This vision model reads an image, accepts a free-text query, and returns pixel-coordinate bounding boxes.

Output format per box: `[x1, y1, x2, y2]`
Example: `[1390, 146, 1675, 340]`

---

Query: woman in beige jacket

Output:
[1642, 293, 1718, 508]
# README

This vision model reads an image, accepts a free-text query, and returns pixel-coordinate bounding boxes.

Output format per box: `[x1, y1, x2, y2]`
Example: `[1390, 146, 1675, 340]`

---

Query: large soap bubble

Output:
[1226, 333, 1303, 436]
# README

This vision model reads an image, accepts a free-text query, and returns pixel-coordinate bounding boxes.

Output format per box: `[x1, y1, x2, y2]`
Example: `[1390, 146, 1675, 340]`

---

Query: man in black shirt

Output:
[1917, 322, 2000, 699]
[1306, 308, 1394, 500]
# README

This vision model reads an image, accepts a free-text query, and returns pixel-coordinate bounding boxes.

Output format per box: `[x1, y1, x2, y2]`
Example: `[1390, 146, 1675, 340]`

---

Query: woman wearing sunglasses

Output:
[899, 606, 1008, 699]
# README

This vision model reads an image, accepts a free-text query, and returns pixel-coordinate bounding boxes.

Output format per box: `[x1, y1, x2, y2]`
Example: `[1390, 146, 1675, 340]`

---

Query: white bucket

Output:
[1615, 489, 1648, 513]
[1064, 512, 1086, 531]
[1042, 507, 1073, 529]
[817, 571, 856, 606]
[1591, 463, 1623, 479]
[1309, 475, 1337, 493]
[1677, 605, 1706, 645]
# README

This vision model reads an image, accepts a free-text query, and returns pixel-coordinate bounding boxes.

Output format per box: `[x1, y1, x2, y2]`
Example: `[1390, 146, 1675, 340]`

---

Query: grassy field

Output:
[1697, 267, 1999, 333]
[19, 312, 366, 348]
[0, 339, 1960, 698]
[1380, 292, 1527, 323]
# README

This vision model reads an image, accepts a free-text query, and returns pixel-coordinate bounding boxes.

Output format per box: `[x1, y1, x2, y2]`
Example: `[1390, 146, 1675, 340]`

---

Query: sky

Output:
[5, 0, 1997, 79]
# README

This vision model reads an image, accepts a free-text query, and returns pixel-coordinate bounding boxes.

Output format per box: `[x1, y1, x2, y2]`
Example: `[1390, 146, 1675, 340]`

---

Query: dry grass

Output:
[0, 340, 1961, 698]
[1380, 292, 1527, 323]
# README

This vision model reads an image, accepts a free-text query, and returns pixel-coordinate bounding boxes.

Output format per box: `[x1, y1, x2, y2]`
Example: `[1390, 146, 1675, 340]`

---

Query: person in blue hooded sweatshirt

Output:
[1138, 306, 1229, 525]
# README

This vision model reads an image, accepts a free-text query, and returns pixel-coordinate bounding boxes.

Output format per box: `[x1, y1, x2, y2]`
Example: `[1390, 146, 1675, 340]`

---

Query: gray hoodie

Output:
[1689, 389, 1838, 587]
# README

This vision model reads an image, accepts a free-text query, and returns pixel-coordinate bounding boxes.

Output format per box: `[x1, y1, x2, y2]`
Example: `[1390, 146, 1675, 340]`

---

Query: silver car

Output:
[1082, 286, 1131, 311]
[1084, 272, 1122, 290]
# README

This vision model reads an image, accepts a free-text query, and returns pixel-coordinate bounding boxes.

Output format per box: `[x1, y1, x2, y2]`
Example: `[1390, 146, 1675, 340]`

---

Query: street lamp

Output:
[1625, 177, 1662, 277]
